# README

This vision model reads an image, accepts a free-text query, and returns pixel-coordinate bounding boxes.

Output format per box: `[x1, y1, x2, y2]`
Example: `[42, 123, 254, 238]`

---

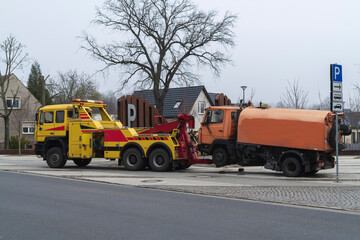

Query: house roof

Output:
[133, 85, 213, 117]
[3, 74, 41, 105]
[208, 93, 216, 105]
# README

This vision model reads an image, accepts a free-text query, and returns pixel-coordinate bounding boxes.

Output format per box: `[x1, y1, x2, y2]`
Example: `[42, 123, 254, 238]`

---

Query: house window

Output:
[6, 97, 20, 109]
[198, 101, 205, 114]
[22, 122, 35, 134]
[173, 101, 182, 109]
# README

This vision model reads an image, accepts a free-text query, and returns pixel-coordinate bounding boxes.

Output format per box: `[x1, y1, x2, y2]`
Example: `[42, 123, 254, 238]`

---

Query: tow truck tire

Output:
[73, 158, 92, 167]
[149, 148, 171, 172]
[123, 148, 146, 171]
[282, 157, 303, 177]
[212, 148, 229, 167]
[46, 147, 67, 168]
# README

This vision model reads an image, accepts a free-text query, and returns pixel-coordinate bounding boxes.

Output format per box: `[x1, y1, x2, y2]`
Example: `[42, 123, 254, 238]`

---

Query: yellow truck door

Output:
[53, 110, 66, 137]
[68, 122, 82, 158]
[81, 133, 93, 159]
[36, 110, 55, 141]
[68, 122, 93, 159]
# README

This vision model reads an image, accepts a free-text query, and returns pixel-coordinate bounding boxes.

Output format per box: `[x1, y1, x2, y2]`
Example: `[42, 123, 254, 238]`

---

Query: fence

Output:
[117, 95, 165, 128]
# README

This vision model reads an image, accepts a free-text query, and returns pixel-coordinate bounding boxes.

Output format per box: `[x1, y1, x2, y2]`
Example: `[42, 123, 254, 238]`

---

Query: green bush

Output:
[9, 136, 31, 149]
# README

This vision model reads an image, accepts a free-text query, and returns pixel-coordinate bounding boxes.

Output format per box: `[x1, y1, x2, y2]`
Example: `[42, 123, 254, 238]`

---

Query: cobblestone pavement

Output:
[139, 185, 360, 212]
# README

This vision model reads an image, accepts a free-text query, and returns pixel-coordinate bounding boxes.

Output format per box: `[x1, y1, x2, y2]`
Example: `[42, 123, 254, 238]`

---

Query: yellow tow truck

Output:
[34, 99, 185, 171]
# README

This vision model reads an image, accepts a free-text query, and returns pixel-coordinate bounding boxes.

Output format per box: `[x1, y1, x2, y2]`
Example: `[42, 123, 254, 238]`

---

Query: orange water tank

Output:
[237, 107, 334, 152]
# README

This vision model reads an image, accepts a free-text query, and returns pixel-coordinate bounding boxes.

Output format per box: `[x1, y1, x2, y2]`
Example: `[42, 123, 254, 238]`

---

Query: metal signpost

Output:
[330, 64, 343, 182]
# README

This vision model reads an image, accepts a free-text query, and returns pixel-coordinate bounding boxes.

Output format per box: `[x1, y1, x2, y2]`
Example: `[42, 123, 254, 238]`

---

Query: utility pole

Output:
[41, 75, 50, 106]
[41, 76, 45, 106]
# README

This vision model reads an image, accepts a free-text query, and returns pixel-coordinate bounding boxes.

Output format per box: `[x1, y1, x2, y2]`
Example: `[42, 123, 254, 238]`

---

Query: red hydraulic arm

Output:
[176, 114, 210, 164]
[140, 114, 211, 165]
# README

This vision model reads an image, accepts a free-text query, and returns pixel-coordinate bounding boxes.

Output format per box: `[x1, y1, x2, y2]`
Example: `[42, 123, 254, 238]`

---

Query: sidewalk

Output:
[139, 185, 360, 212]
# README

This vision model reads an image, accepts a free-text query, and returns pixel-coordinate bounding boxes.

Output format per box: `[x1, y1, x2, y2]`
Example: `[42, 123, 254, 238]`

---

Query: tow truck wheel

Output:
[212, 148, 229, 167]
[46, 147, 67, 168]
[73, 158, 92, 167]
[149, 148, 171, 172]
[123, 148, 146, 171]
[281, 157, 303, 177]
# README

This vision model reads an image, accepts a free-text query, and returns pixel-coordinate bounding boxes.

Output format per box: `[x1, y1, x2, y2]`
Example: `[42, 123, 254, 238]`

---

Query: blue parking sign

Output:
[331, 64, 342, 82]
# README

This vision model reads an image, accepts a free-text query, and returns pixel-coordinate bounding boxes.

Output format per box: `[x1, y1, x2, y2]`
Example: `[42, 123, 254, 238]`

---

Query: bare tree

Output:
[249, 88, 256, 102]
[0, 35, 28, 149]
[280, 79, 308, 109]
[50, 70, 101, 104]
[82, 0, 237, 115]
[311, 91, 330, 110]
[276, 101, 286, 108]
[348, 84, 360, 112]
[101, 90, 118, 116]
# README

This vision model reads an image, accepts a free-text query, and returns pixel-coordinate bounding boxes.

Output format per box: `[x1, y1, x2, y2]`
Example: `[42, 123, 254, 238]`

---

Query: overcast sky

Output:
[1, 0, 359, 107]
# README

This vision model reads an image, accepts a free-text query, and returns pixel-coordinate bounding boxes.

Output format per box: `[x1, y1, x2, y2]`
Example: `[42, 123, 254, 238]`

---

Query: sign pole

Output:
[330, 63, 343, 183]
[335, 112, 339, 183]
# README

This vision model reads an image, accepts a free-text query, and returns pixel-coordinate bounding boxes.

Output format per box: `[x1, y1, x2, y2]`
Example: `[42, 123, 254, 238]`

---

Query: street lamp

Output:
[241, 86, 247, 104]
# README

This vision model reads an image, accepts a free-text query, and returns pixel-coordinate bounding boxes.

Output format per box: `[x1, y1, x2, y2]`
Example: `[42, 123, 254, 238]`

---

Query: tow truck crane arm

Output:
[141, 114, 212, 165]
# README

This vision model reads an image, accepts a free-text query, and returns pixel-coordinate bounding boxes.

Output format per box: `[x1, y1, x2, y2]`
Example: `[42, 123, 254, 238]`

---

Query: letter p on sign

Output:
[332, 64, 342, 82]
[127, 104, 136, 127]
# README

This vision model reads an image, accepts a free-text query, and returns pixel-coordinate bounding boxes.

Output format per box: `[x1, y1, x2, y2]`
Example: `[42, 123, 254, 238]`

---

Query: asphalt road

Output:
[1, 171, 360, 240]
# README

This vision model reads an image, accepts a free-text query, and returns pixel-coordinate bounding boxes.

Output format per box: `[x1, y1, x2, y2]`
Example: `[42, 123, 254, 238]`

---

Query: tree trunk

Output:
[153, 81, 163, 115]
[4, 116, 10, 149]
[154, 93, 164, 116]
[153, 83, 170, 116]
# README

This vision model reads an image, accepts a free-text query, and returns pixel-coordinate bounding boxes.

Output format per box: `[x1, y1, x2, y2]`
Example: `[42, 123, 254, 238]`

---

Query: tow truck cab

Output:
[34, 100, 120, 159]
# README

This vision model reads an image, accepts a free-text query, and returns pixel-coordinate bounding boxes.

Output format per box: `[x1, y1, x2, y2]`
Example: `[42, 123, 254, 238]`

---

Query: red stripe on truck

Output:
[46, 126, 65, 131]
[103, 130, 128, 142]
